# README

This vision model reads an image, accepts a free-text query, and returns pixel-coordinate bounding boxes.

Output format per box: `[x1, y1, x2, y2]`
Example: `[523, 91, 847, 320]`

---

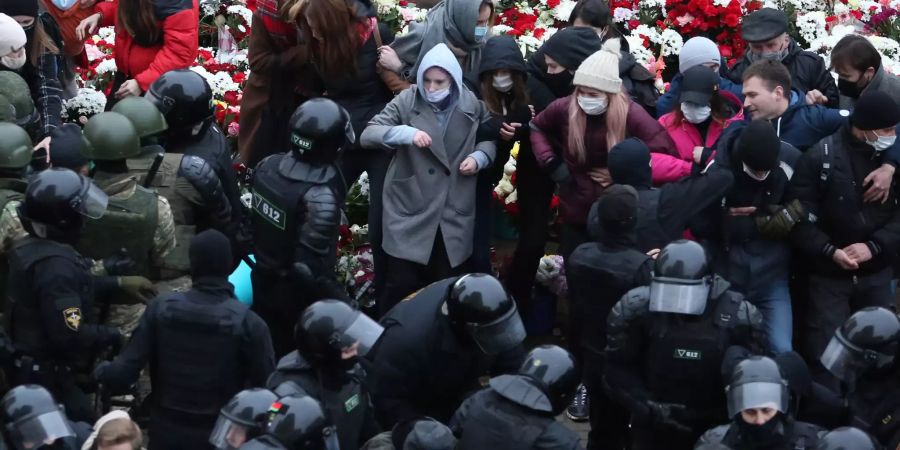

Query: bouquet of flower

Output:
[493, 145, 520, 220]
[76, 27, 117, 94]
[336, 224, 376, 307]
[199, 0, 253, 49]
[372, 0, 427, 34]
[535, 254, 567, 297]
[62, 88, 107, 124]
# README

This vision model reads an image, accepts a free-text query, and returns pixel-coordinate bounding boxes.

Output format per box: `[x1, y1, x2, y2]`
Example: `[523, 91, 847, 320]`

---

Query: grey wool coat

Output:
[360, 44, 496, 268]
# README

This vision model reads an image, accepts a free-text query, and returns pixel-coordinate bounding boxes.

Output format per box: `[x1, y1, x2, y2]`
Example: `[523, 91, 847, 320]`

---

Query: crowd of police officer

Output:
[0, 66, 893, 450]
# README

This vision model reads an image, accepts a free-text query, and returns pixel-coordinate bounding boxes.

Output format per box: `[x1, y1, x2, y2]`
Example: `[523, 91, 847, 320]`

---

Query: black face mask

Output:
[736, 413, 787, 448]
[544, 71, 575, 97]
[838, 76, 867, 99]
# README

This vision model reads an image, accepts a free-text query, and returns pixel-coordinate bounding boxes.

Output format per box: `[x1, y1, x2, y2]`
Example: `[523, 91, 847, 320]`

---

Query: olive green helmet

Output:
[0, 72, 36, 127]
[82, 112, 142, 161]
[0, 123, 34, 169]
[111, 96, 168, 138]
[0, 95, 16, 123]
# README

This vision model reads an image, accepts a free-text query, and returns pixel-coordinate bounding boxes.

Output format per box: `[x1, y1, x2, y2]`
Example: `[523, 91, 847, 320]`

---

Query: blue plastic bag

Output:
[228, 255, 255, 305]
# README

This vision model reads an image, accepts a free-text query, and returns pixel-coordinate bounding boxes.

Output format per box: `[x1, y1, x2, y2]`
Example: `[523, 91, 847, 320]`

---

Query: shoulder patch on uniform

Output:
[63, 307, 81, 331]
[344, 393, 360, 412]
[839, 109, 850, 117]
[251, 190, 287, 230]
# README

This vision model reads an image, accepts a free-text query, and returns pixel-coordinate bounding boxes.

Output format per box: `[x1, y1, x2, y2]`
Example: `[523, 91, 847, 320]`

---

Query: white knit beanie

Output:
[679, 36, 720, 73]
[573, 38, 622, 94]
[0, 14, 26, 55]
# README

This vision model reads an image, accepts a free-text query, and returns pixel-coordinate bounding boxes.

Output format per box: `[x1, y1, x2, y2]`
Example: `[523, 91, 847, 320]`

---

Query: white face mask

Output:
[742, 163, 770, 181]
[492, 74, 513, 93]
[866, 130, 897, 152]
[577, 95, 608, 116]
[1, 53, 26, 70]
[426, 87, 451, 103]
[681, 102, 711, 124]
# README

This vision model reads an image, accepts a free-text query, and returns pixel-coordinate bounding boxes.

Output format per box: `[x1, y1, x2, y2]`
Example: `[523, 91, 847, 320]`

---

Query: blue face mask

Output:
[51, 0, 78, 10]
[474, 26, 488, 42]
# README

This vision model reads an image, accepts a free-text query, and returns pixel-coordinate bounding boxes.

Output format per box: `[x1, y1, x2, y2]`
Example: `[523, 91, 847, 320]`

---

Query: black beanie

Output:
[598, 184, 638, 231]
[49, 124, 89, 171]
[737, 120, 780, 172]
[607, 137, 652, 189]
[541, 27, 603, 71]
[851, 90, 900, 131]
[189, 229, 233, 278]
[0, 0, 38, 19]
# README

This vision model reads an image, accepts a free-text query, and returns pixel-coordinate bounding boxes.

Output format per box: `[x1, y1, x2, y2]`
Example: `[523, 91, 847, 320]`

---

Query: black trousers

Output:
[560, 224, 589, 373]
[803, 268, 895, 365]
[585, 352, 630, 450]
[630, 424, 701, 450]
[380, 229, 471, 315]
[340, 148, 391, 308]
[504, 147, 555, 318]
[250, 270, 306, 358]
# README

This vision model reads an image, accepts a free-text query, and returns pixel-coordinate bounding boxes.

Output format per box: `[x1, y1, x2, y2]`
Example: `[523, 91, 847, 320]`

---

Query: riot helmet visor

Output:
[340, 313, 384, 357]
[77, 181, 109, 219]
[819, 333, 894, 382]
[467, 306, 526, 355]
[210, 416, 254, 450]
[6, 411, 74, 450]
[648, 277, 710, 315]
[726, 381, 789, 418]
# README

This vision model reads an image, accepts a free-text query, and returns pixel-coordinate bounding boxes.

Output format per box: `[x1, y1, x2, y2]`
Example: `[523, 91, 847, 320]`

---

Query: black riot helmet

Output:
[18, 168, 108, 244]
[210, 389, 279, 450]
[819, 306, 900, 384]
[1, 385, 75, 450]
[724, 355, 790, 419]
[145, 69, 214, 138]
[287, 98, 354, 164]
[445, 273, 526, 355]
[518, 345, 580, 415]
[294, 300, 384, 370]
[816, 427, 879, 450]
[649, 239, 712, 315]
[264, 395, 338, 450]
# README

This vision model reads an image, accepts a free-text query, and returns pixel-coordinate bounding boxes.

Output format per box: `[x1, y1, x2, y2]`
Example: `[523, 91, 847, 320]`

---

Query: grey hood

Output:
[416, 43, 464, 104]
[391, 0, 483, 80]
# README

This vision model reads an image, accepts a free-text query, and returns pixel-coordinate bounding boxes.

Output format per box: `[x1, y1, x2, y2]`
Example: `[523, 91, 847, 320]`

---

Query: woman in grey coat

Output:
[361, 43, 497, 313]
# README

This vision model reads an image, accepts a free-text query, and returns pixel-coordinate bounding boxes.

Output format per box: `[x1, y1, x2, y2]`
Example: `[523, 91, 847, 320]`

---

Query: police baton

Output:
[143, 153, 165, 188]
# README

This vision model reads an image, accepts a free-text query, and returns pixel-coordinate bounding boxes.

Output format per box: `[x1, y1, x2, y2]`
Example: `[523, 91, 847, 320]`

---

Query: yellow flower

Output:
[511, 141, 520, 159]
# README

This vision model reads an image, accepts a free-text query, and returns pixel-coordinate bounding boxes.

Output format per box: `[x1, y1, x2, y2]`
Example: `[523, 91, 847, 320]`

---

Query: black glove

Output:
[646, 400, 692, 433]
[103, 249, 137, 276]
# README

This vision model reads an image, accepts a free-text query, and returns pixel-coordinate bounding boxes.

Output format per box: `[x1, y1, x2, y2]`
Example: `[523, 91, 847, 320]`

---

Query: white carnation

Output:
[552, 0, 577, 21]
[94, 58, 117, 75]
[613, 7, 634, 22]
[226, 4, 253, 24]
[658, 28, 683, 57]
[64, 88, 106, 117]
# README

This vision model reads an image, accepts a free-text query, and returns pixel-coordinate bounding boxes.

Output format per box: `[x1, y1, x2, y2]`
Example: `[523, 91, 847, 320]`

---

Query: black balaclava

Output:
[1, 0, 38, 43]
[189, 229, 233, 279]
[736, 120, 781, 173]
[736, 412, 790, 448]
[608, 137, 652, 189]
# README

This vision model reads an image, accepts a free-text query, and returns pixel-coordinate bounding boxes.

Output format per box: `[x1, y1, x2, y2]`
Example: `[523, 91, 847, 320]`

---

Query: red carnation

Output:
[223, 90, 240, 105]
[547, 0, 561, 8]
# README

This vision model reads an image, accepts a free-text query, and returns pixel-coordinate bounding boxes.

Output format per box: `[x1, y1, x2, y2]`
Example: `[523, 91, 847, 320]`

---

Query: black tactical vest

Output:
[6, 237, 92, 358]
[457, 389, 553, 450]
[154, 291, 248, 416]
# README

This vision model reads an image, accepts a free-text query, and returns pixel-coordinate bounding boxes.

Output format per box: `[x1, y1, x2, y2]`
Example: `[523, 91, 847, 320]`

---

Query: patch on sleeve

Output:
[839, 109, 850, 117]
[63, 307, 81, 331]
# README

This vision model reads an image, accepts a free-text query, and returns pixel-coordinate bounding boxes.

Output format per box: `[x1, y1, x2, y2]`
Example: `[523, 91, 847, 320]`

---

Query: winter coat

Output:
[651, 90, 744, 184]
[361, 44, 496, 267]
[529, 97, 675, 226]
[236, 12, 310, 164]
[692, 125, 800, 291]
[839, 66, 900, 110]
[95, 0, 199, 91]
[728, 39, 840, 108]
[787, 125, 900, 277]
[320, 18, 395, 146]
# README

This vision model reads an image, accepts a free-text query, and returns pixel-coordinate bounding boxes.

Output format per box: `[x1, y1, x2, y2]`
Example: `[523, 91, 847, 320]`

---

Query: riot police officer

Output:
[366, 273, 526, 429]
[816, 427, 880, 450]
[238, 394, 339, 450]
[78, 111, 175, 332]
[145, 69, 242, 276]
[266, 300, 382, 449]
[819, 307, 900, 448]
[210, 388, 279, 450]
[0, 385, 86, 450]
[249, 98, 351, 356]
[604, 240, 767, 450]
[5, 169, 120, 423]
[451, 345, 583, 449]
[697, 355, 824, 449]
[94, 229, 275, 450]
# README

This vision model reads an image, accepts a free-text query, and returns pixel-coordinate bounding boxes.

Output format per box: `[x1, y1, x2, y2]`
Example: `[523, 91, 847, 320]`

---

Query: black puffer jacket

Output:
[727, 39, 839, 108]
[787, 125, 900, 277]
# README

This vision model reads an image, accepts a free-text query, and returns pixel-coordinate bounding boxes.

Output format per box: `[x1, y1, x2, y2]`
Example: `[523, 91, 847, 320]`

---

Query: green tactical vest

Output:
[0, 180, 26, 323]
[76, 184, 158, 277]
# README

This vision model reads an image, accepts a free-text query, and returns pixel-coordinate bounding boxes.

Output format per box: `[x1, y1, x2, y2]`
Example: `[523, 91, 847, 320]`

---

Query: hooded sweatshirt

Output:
[390, 0, 484, 83]
[385, 44, 490, 168]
